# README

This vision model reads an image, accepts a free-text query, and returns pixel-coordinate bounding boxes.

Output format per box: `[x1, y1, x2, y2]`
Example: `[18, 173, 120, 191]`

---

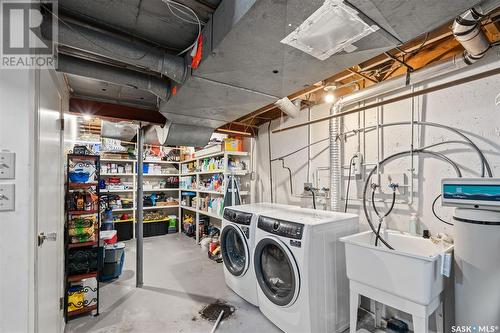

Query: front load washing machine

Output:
[253, 207, 358, 333]
[221, 203, 300, 306]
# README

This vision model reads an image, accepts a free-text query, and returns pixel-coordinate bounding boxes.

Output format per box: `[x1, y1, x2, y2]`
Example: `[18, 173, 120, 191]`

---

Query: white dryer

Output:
[253, 207, 359, 333]
[221, 203, 299, 306]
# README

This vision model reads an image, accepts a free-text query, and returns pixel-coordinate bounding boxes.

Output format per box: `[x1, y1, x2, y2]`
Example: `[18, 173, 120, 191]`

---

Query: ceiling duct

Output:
[165, 123, 214, 147]
[101, 120, 138, 141]
[57, 54, 171, 100]
[144, 122, 213, 147]
[42, 17, 188, 84]
[163, 0, 479, 123]
[280, 0, 381, 60]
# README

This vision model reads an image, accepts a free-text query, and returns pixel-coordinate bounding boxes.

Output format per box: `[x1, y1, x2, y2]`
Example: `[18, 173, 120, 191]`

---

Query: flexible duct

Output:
[329, 102, 342, 211]
[452, 7, 490, 64]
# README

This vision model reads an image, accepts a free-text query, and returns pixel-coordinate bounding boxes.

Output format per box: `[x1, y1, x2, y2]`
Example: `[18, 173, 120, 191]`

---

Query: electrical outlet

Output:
[353, 152, 363, 179]
[380, 173, 406, 195]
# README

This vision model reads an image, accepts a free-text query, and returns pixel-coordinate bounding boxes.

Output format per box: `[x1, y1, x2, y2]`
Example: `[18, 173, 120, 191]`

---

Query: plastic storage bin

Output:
[100, 242, 125, 281]
[104, 242, 125, 263]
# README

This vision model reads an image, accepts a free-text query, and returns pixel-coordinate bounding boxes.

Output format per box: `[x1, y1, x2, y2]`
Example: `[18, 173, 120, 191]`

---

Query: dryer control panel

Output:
[258, 216, 304, 240]
[223, 208, 252, 225]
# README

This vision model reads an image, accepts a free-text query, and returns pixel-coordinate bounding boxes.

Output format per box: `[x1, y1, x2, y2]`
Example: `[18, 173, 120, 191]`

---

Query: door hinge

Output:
[58, 118, 65, 131]
[59, 297, 64, 310]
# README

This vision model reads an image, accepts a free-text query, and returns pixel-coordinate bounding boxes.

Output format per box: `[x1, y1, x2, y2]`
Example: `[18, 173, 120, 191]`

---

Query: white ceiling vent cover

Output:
[281, 0, 379, 60]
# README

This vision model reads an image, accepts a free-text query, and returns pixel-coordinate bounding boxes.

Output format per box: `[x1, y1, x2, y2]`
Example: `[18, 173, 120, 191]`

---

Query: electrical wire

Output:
[161, 0, 201, 56]
[395, 33, 429, 56]
[342, 121, 493, 177]
[344, 155, 356, 212]
[432, 194, 454, 226]
[164, 0, 201, 25]
[270, 137, 330, 162]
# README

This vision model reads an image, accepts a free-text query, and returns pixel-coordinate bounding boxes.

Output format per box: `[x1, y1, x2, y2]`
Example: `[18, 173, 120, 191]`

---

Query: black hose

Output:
[375, 222, 383, 247]
[432, 194, 454, 226]
[310, 189, 316, 209]
[363, 149, 462, 250]
[344, 155, 356, 212]
[372, 187, 397, 247]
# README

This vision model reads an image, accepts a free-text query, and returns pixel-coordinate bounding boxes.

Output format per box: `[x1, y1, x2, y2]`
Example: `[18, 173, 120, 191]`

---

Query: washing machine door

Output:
[254, 236, 300, 307]
[221, 224, 250, 277]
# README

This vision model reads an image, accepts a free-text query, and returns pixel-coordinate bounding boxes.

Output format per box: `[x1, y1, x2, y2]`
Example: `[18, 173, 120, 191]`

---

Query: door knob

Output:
[38, 232, 57, 246]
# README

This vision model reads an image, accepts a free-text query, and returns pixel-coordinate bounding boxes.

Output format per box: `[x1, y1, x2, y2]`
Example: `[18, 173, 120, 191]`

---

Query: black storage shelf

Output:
[64, 154, 100, 321]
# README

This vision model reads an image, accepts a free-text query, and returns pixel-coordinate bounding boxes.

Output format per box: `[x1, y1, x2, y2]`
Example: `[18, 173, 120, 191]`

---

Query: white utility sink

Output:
[340, 230, 454, 305]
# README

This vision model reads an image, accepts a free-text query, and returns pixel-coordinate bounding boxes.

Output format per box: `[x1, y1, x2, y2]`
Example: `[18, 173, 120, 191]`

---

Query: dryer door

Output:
[221, 224, 250, 277]
[254, 236, 300, 307]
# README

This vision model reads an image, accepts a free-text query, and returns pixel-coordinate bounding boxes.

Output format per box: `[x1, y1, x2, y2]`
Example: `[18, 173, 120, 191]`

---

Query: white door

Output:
[35, 69, 65, 333]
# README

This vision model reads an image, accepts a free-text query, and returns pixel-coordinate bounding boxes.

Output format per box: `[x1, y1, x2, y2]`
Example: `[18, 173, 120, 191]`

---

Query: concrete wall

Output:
[254, 54, 500, 327]
[0, 69, 68, 333]
[255, 54, 500, 235]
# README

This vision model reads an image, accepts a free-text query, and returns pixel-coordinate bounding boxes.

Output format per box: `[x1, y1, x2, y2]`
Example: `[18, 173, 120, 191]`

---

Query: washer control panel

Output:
[258, 216, 304, 240]
[223, 208, 252, 225]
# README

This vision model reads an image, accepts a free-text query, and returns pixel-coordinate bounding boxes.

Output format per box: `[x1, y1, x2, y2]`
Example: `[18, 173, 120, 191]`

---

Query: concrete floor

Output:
[65, 234, 281, 333]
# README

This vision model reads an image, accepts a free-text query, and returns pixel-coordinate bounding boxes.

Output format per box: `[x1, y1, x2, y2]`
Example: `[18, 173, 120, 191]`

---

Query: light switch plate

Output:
[0, 151, 15, 179]
[0, 184, 15, 211]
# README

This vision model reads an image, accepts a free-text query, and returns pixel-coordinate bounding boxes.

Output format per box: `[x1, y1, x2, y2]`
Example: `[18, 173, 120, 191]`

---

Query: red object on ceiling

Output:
[191, 35, 203, 69]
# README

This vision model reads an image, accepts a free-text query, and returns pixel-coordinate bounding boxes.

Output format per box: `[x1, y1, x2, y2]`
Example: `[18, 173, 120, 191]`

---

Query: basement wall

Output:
[254, 54, 500, 328]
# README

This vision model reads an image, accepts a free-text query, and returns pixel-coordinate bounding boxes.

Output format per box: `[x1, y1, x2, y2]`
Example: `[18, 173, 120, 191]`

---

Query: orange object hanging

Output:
[191, 35, 203, 69]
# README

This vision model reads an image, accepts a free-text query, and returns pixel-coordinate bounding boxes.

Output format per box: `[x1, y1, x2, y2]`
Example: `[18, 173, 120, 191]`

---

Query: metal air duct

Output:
[57, 54, 171, 100]
[42, 17, 188, 84]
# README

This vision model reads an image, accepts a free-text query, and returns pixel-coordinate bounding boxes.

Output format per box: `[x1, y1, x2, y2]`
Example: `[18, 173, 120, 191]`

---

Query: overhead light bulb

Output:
[83, 114, 92, 121]
[324, 93, 335, 103]
[323, 83, 337, 103]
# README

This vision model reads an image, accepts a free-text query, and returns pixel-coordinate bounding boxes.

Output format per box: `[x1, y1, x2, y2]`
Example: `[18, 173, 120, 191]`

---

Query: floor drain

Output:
[199, 300, 235, 321]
